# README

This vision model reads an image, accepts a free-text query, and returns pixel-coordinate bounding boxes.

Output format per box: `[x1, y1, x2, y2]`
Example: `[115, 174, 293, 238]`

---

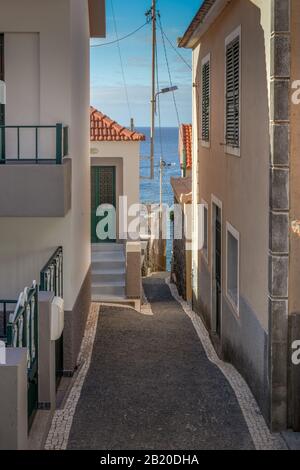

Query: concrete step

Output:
[92, 271, 125, 284]
[92, 260, 125, 271]
[91, 294, 127, 303]
[92, 283, 125, 298]
[92, 251, 125, 262]
[91, 244, 124, 253]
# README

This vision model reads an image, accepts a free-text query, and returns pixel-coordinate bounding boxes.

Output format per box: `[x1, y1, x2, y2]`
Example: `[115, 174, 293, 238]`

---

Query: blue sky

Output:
[90, 0, 201, 127]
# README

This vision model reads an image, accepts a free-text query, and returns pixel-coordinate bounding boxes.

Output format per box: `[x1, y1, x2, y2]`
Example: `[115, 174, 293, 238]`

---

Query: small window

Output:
[202, 201, 208, 261]
[225, 27, 241, 153]
[201, 54, 210, 145]
[226, 223, 239, 313]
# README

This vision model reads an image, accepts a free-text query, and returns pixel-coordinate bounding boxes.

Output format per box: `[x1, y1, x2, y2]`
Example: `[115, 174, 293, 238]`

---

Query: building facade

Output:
[179, 0, 300, 431]
[90, 106, 144, 304]
[0, 0, 106, 375]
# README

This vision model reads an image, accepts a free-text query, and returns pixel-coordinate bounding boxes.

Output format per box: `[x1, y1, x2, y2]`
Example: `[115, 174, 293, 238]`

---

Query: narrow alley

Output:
[45, 275, 286, 451]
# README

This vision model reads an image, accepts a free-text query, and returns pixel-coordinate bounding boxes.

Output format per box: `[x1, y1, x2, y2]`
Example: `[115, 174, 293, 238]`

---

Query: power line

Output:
[91, 21, 149, 48]
[158, 25, 192, 71]
[158, 14, 182, 133]
[110, 0, 132, 121]
[155, 39, 164, 166]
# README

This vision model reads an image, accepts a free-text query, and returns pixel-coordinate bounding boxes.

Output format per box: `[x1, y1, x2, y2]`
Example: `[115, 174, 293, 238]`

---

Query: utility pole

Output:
[150, 0, 156, 180]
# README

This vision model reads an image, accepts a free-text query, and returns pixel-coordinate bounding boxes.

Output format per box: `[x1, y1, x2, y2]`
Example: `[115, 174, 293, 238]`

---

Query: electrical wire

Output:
[158, 14, 182, 139]
[158, 25, 192, 71]
[90, 21, 150, 48]
[155, 39, 164, 168]
[110, 0, 132, 122]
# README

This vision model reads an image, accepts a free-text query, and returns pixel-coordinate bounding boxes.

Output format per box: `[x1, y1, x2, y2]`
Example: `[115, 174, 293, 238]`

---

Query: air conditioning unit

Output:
[50, 297, 64, 341]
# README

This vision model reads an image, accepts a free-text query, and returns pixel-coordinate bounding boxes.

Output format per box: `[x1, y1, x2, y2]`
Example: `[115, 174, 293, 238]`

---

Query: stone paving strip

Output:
[166, 278, 287, 451]
[45, 303, 100, 450]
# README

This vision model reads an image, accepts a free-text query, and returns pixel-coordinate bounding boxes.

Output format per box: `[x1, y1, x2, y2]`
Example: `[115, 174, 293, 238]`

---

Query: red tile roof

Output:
[90, 106, 145, 142]
[179, 124, 192, 169]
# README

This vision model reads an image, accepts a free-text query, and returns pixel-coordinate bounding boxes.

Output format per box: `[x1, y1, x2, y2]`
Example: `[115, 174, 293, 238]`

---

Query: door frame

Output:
[91, 165, 117, 244]
[211, 194, 223, 337]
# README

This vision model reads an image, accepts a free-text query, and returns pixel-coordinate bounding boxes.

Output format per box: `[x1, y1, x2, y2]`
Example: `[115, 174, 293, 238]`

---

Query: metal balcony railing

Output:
[40, 247, 64, 386]
[0, 282, 39, 428]
[0, 123, 69, 164]
[40, 247, 63, 297]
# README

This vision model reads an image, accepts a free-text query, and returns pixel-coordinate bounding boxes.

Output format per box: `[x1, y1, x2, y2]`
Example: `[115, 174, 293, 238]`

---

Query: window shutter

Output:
[0, 34, 4, 126]
[0, 35, 4, 81]
[202, 60, 210, 142]
[226, 36, 240, 147]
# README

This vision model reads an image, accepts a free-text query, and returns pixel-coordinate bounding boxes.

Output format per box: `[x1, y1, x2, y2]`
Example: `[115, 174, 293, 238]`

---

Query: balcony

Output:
[0, 124, 71, 217]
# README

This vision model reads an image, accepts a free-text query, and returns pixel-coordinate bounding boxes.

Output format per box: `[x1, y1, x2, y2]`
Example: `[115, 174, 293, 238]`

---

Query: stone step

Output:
[92, 260, 125, 271]
[91, 243, 124, 253]
[92, 251, 125, 262]
[92, 271, 125, 284]
[91, 294, 127, 303]
[92, 283, 125, 298]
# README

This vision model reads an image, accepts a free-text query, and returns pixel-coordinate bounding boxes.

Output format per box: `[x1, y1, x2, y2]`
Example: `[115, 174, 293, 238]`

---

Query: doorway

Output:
[91, 166, 116, 243]
[212, 198, 222, 336]
[0, 34, 5, 159]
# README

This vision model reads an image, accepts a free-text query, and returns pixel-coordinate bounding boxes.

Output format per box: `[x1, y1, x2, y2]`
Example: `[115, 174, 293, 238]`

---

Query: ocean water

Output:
[138, 127, 181, 270]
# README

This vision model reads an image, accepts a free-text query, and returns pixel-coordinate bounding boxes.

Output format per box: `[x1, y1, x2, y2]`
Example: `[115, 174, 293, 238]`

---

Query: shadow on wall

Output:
[193, 0, 272, 425]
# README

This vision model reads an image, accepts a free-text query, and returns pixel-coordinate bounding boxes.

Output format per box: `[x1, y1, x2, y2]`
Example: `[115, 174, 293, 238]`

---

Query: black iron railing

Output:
[40, 247, 64, 386]
[40, 247, 63, 297]
[1, 282, 39, 428]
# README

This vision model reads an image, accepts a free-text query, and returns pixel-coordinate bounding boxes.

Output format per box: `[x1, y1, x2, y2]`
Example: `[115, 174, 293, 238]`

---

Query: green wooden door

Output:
[91, 166, 116, 243]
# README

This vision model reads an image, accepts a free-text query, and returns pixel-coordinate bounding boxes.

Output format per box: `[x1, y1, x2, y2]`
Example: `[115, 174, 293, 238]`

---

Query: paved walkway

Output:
[46, 274, 286, 450]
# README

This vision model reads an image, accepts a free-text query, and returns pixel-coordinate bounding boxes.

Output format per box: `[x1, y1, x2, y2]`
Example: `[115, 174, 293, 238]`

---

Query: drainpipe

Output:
[182, 147, 187, 178]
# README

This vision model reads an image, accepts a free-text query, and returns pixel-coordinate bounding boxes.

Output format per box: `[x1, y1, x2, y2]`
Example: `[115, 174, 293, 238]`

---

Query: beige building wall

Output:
[193, 0, 271, 331]
[289, 0, 300, 314]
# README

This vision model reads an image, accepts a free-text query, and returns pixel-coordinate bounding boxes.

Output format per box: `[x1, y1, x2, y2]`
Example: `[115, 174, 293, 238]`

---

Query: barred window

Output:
[225, 35, 240, 148]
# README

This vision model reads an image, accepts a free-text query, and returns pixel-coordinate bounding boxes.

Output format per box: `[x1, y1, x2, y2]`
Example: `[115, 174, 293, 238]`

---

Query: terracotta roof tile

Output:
[90, 106, 145, 142]
[179, 124, 192, 169]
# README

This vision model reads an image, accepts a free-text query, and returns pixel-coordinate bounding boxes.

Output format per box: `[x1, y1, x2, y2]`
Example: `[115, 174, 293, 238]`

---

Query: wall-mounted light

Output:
[291, 220, 300, 236]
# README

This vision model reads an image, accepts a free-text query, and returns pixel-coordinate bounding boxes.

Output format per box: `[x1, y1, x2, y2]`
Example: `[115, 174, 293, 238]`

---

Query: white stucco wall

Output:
[0, 0, 91, 310]
[90, 140, 141, 240]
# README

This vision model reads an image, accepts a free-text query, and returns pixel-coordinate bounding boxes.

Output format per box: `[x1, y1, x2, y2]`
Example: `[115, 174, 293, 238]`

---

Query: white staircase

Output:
[91, 244, 126, 302]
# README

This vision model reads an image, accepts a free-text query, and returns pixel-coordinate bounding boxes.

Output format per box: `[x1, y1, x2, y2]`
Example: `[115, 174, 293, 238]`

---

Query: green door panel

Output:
[91, 166, 116, 243]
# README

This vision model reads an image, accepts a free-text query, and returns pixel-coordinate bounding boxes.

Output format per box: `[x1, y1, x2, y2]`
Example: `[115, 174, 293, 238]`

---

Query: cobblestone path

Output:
[46, 274, 286, 450]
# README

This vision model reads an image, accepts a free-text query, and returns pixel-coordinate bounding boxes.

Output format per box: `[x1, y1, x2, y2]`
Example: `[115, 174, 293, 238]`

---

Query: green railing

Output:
[40, 247, 64, 386]
[3, 282, 39, 428]
[0, 299, 17, 341]
[0, 123, 69, 164]
[40, 247, 63, 297]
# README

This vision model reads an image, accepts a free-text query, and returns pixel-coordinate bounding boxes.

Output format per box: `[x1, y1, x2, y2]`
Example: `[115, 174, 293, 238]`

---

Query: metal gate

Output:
[91, 166, 116, 243]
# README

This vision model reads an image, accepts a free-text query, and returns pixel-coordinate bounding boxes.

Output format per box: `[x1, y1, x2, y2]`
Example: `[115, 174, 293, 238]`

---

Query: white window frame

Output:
[224, 25, 241, 158]
[201, 53, 211, 149]
[225, 221, 240, 316]
[201, 199, 209, 263]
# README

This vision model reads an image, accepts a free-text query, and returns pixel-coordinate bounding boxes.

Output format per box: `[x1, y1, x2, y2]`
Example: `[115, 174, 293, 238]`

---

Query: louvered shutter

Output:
[202, 60, 210, 142]
[0, 34, 4, 125]
[226, 36, 240, 147]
